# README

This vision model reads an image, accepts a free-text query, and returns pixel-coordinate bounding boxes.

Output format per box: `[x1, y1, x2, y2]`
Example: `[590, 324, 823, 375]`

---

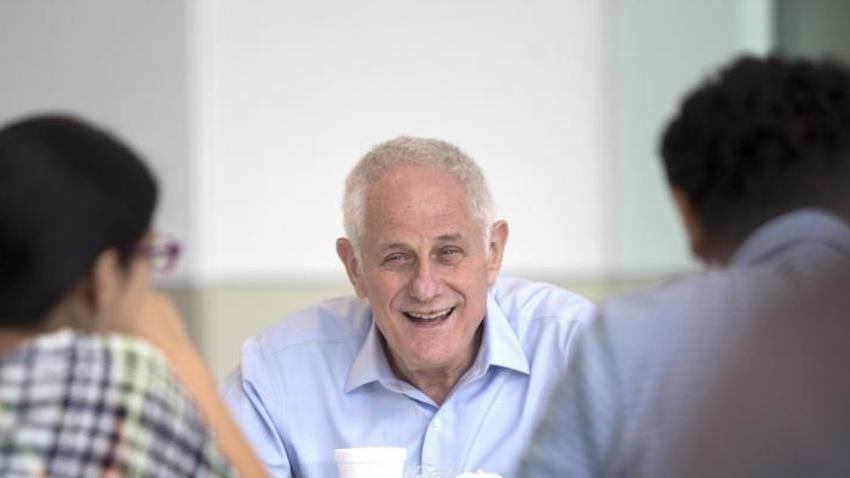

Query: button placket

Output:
[431, 417, 442, 430]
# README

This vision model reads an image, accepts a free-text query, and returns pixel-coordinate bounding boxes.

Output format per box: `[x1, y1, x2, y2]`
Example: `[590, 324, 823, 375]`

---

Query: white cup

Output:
[333, 447, 407, 478]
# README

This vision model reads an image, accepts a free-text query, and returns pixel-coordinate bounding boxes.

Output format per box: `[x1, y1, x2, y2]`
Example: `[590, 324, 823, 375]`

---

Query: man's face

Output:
[338, 164, 507, 378]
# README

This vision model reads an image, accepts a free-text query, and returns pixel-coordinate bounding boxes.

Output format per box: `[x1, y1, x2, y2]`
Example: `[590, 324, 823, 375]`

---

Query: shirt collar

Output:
[731, 208, 850, 267]
[468, 290, 530, 378]
[345, 317, 396, 393]
[344, 288, 530, 393]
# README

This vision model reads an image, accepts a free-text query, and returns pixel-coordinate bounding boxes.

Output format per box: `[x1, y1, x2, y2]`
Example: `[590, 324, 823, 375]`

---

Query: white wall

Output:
[5, 1, 773, 285]
[2, 1, 781, 377]
[202, 0, 614, 281]
[0, 1, 195, 279]
[612, 0, 773, 274]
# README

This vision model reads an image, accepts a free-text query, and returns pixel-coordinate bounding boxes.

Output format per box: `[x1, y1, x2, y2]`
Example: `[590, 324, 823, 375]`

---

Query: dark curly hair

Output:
[0, 115, 157, 328]
[661, 55, 850, 258]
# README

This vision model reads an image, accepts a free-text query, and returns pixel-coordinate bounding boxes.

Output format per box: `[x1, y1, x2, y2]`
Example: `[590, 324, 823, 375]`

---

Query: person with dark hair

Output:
[662, 56, 850, 262]
[516, 55, 850, 477]
[0, 115, 267, 477]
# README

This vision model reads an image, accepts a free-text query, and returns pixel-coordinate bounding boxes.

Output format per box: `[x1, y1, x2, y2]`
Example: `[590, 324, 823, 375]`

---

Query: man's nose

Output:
[409, 259, 440, 302]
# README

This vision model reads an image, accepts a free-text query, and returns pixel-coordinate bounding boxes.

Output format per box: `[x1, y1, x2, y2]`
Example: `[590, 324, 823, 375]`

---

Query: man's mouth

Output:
[403, 306, 455, 325]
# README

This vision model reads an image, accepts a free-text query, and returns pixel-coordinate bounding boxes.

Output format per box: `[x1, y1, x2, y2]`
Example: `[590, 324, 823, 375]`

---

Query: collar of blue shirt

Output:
[731, 208, 850, 267]
[344, 290, 531, 396]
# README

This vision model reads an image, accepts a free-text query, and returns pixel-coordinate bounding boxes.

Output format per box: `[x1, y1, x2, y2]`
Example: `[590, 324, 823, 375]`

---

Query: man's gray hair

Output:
[343, 136, 495, 251]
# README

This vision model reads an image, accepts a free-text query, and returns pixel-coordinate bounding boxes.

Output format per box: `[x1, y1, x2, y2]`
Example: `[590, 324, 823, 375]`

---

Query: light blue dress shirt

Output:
[222, 276, 596, 477]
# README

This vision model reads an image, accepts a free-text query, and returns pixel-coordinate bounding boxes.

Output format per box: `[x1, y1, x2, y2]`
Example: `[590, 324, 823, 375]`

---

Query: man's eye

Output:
[439, 248, 463, 262]
[383, 253, 409, 264]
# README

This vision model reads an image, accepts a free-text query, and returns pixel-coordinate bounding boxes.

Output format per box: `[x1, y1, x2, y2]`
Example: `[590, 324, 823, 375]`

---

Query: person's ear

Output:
[671, 188, 706, 260]
[336, 238, 367, 298]
[486, 220, 509, 285]
[89, 248, 123, 316]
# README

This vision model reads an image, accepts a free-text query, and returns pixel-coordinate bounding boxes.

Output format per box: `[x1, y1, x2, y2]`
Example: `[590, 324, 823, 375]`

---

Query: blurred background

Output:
[2, 0, 848, 379]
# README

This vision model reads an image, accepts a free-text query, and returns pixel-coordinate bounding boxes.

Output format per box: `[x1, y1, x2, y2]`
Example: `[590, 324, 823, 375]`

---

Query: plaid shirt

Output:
[0, 329, 238, 477]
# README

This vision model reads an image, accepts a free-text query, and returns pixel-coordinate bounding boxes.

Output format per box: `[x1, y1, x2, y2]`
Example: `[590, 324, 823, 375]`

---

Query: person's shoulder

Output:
[247, 295, 373, 357]
[2, 330, 235, 477]
[29, 328, 169, 375]
[5, 328, 171, 386]
[492, 275, 597, 316]
[598, 266, 787, 362]
[604, 264, 784, 323]
[492, 276, 597, 326]
[31, 330, 198, 419]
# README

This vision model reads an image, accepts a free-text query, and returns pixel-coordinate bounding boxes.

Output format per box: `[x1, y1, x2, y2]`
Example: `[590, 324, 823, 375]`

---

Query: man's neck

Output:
[385, 327, 483, 406]
[402, 363, 468, 406]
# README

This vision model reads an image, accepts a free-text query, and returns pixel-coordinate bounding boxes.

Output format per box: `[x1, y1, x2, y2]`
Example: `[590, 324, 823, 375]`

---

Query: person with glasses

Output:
[0, 115, 267, 477]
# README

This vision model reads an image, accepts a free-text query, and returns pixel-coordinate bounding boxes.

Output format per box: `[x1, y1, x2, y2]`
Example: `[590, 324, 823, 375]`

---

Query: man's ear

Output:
[336, 238, 367, 298]
[671, 188, 706, 260]
[486, 220, 509, 285]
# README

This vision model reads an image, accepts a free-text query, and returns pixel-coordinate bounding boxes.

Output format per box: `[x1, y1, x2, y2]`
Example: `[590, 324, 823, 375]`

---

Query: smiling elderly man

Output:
[222, 137, 596, 477]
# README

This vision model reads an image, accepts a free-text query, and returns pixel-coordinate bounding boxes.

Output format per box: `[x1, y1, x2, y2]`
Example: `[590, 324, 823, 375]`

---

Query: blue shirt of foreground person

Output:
[516, 56, 850, 477]
[222, 137, 596, 477]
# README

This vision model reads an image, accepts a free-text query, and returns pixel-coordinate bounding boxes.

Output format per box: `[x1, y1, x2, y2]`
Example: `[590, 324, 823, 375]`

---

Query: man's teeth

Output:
[406, 308, 453, 320]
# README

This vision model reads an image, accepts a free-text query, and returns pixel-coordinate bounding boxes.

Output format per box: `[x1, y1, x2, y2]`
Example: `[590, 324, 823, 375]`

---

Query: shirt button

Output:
[431, 418, 442, 430]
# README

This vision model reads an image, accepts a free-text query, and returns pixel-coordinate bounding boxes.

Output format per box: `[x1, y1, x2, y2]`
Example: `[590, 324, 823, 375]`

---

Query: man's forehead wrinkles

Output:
[377, 241, 408, 252]
[367, 210, 465, 235]
[373, 232, 466, 251]
[436, 233, 464, 242]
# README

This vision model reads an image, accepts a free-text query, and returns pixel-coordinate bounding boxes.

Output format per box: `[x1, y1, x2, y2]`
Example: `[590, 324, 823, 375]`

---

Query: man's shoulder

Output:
[605, 267, 750, 319]
[597, 265, 790, 359]
[249, 295, 372, 357]
[604, 261, 805, 323]
[491, 276, 597, 326]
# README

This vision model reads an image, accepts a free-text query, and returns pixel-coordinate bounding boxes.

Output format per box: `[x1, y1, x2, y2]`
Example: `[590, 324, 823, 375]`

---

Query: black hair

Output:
[0, 115, 157, 328]
[661, 55, 850, 258]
